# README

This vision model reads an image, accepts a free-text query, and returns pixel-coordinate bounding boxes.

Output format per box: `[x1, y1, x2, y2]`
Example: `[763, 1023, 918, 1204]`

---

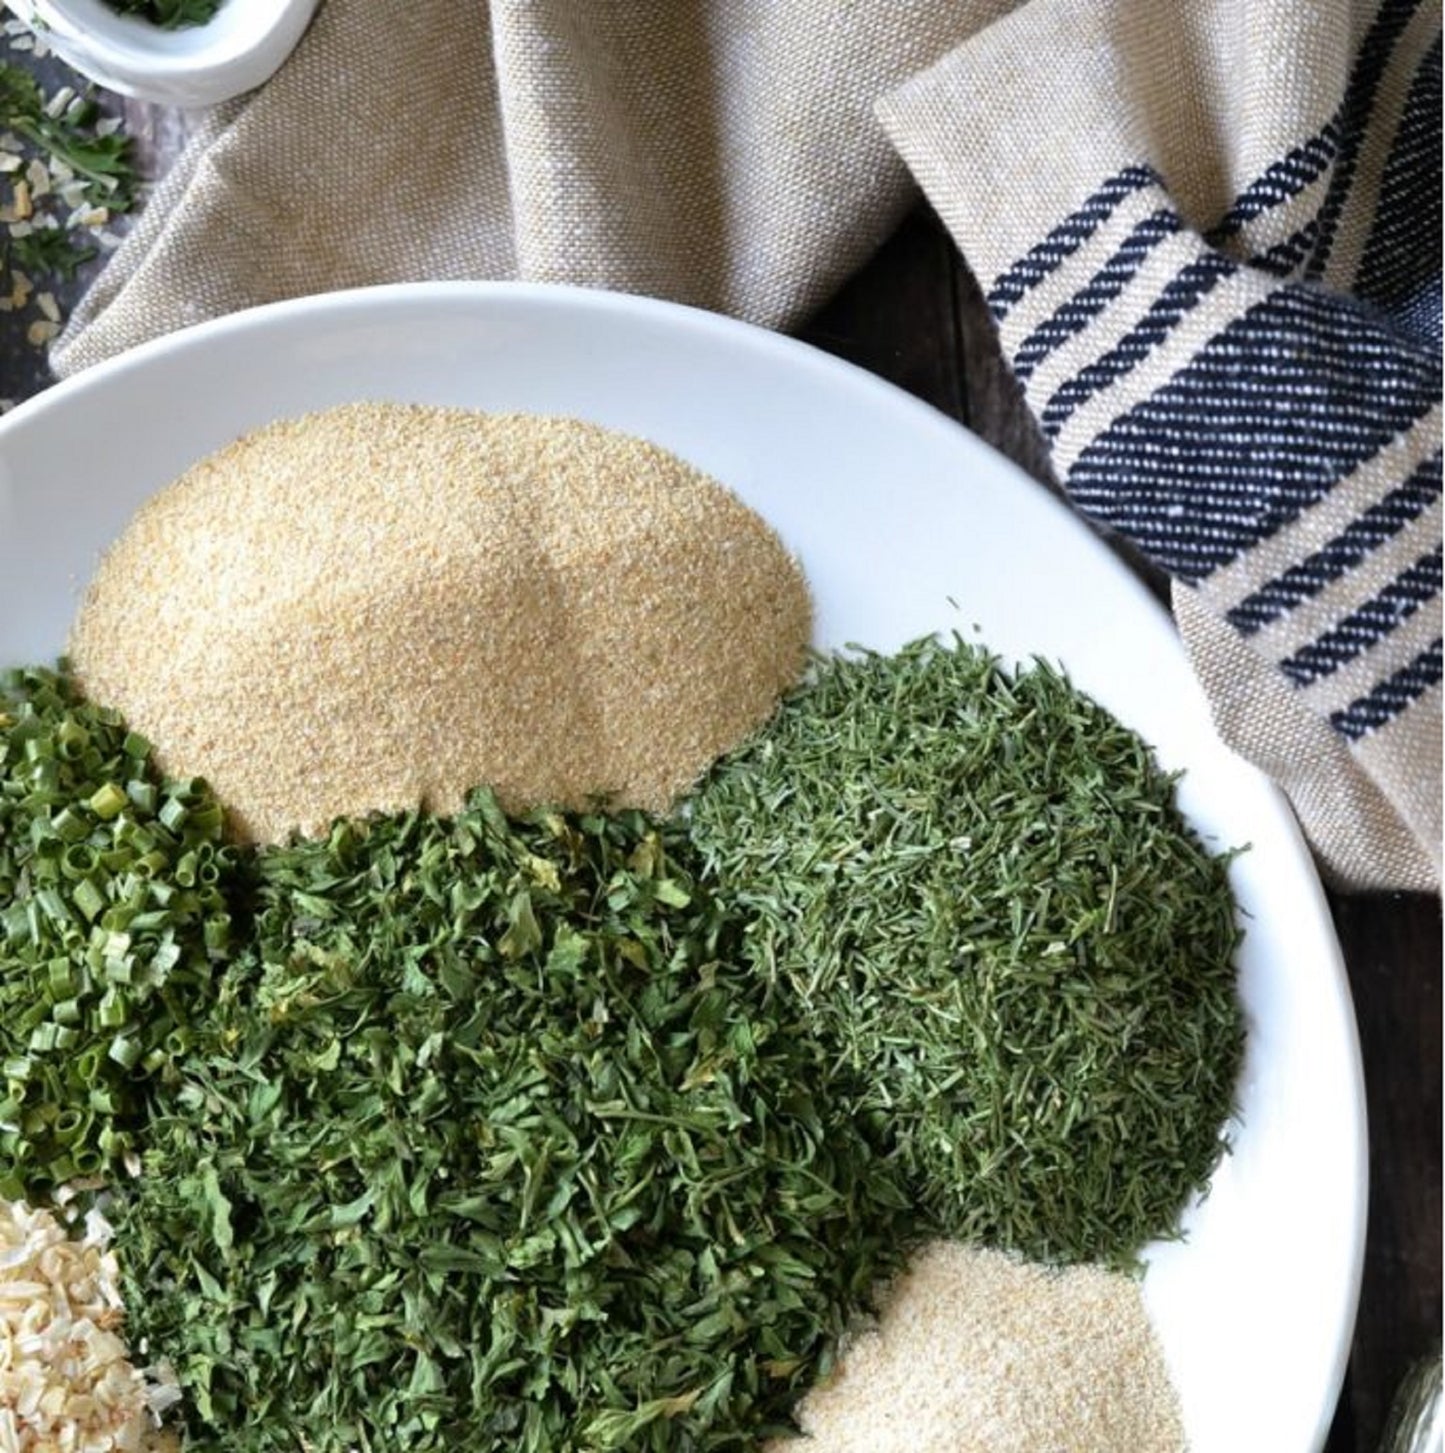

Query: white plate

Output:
[0, 282, 1365, 1453]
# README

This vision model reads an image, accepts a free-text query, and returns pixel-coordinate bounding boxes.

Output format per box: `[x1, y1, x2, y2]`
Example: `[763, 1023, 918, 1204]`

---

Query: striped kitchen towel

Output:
[880, 0, 1442, 890]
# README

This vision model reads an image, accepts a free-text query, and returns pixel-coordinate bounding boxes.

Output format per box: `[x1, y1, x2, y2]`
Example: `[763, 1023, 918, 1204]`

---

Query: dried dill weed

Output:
[689, 637, 1244, 1267]
[68, 404, 810, 844]
[777, 1242, 1187, 1453]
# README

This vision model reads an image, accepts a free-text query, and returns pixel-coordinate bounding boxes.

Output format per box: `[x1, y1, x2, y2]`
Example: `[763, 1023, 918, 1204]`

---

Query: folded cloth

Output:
[879, 0, 1442, 890]
[51, 0, 1441, 889]
[51, 0, 1005, 365]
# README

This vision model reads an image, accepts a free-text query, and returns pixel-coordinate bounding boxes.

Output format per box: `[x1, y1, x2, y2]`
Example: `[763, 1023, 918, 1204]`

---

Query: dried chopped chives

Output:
[0, 665, 239, 1194]
[90, 783, 128, 819]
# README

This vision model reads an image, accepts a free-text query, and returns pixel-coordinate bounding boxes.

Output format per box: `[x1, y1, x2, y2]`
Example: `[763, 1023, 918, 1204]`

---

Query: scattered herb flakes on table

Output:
[0, 60, 136, 360]
[114, 793, 919, 1452]
[0, 666, 237, 1200]
[689, 635, 1246, 1268]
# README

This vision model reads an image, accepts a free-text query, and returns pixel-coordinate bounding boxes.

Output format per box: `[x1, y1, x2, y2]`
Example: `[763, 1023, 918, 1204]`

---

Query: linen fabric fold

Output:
[51, 0, 1007, 369]
[51, 0, 1442, 889]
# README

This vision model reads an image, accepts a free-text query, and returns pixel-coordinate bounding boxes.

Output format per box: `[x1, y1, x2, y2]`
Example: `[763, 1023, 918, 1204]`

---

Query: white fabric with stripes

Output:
[880, 0, 1441, 889]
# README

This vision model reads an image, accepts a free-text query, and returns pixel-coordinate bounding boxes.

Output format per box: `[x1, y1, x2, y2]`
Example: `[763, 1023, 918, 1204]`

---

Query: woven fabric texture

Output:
[879, 0, 1441, 888]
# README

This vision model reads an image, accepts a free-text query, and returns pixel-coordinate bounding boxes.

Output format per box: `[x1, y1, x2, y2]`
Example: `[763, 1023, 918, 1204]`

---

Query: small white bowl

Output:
[5, 0, 318, 108]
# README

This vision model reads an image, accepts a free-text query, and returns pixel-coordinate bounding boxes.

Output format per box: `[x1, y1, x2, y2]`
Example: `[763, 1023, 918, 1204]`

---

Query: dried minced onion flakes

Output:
[0, 1200, 179, 1452]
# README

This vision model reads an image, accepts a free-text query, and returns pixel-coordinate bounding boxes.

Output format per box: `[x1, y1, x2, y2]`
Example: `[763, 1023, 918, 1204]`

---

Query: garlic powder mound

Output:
[0, 1199, 180, 1451]
[68, 405, 812, 844]
[778, 1241, 1188, 1453]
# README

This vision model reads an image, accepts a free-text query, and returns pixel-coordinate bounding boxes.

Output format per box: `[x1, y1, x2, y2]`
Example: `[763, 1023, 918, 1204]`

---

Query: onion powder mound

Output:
[781, 1241, 1188, 1453]
[68, 404, 812, 844]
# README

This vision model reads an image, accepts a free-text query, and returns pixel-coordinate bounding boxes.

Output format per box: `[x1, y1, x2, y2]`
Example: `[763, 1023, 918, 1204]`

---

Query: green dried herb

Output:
[115, 794, 917, 1451]
[0, 666, 236, 1198]
[688, 635, 1246, 1268]
[6, 227, 95, 281]
[101, 0, 222, 27]
[0, 69, 136, 212]
[0, 645, 1246, 1444]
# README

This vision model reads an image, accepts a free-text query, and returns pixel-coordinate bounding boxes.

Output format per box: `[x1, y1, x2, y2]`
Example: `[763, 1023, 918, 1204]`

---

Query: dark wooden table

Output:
[1, 58, 1439, 1453]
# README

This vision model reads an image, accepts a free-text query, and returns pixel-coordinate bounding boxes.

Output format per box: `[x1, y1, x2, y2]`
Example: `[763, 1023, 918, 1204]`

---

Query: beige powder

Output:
[779, 1241, 1187, 1453]
[68, 404, 811, 844]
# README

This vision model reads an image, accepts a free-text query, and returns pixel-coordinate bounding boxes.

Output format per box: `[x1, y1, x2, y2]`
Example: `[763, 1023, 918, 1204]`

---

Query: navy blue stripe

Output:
[1279, 546, 1442, 686]
[1064, 283, 1443, 582]
[1249, 219, 1322, 278]
[1330, 636, 1443, 741]
[986, 165, 1159, 322]
[1308, 0, 1434, 282]
[1355, 34, 1442, 345]
[1039, 253, 1236, 439]
[1388, 276, 1445, 349]
[1205, 123, 1341, 247]
[1229, 451, 1443, 635]
[1012, 210, 1183, 383]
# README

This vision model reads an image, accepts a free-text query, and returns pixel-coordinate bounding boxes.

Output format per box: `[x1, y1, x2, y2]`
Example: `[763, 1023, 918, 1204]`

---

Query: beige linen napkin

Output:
[52, 0, 1442, 890]
[51, 0, 1007, 365]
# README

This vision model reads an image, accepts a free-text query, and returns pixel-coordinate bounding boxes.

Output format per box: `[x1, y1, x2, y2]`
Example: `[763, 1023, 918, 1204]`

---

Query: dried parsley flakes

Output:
[688, 636, 1246, 1268]
[114, 793, 918, 1451]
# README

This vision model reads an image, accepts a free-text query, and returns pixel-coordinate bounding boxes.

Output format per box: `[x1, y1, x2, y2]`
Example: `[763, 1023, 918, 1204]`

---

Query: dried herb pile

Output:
[0, 666, 235, 1200]
[101, 0, 223, 29]
[688, 636, 1246, 1267]
[111, 794, 918, 1452]
[0, 640, 1247, 1447]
